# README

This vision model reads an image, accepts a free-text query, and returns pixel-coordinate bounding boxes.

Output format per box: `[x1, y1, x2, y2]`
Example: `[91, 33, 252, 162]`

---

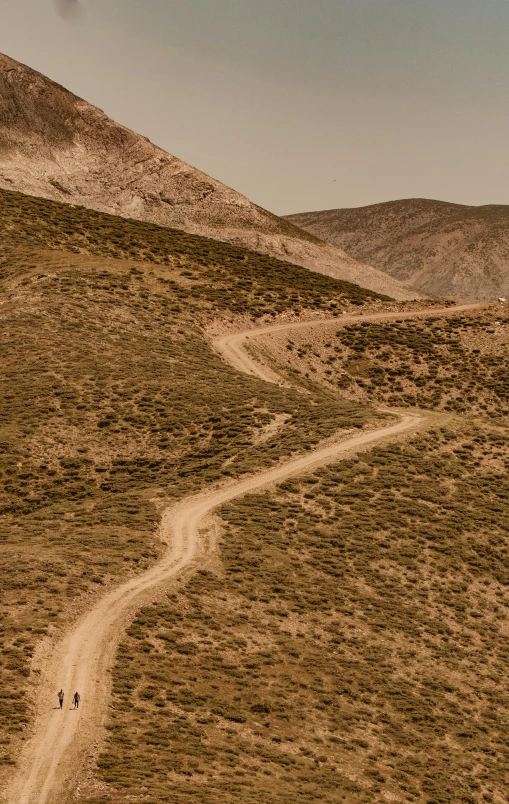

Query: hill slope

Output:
[0, 52, 420, 301]
[1, 190, 507, 804]
[0, 189, 382, 789]
[285, 199, 509, 301]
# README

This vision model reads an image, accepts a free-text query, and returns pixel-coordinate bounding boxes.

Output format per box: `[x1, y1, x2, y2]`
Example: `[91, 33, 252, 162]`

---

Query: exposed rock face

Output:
[286, 199, 509, 301]
[0, 53, 422, 301]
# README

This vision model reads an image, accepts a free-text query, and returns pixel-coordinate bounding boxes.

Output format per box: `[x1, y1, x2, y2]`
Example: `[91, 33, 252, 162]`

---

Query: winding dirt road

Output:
[6, 303, 483, 804]
[213, 303, 483, 381]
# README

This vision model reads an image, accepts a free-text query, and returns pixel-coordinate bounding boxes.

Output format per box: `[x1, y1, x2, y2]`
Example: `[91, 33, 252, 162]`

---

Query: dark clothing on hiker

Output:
[58, 690, 64, 709]
[73, 692, 81, 709]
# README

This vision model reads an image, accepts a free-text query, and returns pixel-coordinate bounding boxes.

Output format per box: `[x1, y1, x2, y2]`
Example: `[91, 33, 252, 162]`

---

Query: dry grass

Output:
[0, 188, 387, 318]
[85, 424, 509, 804]
[275, 312, 509, 417]
[0, 190, 377, 775]
[3, 189, 508, 803]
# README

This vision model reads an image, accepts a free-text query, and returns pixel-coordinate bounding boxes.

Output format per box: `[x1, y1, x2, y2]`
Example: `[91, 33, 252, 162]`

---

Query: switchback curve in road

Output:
[213, 303, 485, 381]
[7, 303, 483, 804]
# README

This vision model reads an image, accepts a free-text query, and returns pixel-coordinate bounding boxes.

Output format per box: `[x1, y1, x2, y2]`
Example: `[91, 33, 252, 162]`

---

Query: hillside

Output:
[1, 191, 507, 804]
[79, 307, 508, 804]
[108, 420, 507, 804]
[285, 199, 509, 301]
[0, 188, 386, 791]
[261, 307, 508, 418]
[0, 52, 420, 301]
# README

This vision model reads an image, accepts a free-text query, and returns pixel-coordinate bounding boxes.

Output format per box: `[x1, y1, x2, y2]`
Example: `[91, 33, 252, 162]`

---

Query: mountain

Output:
[285, 199, 509, 301]
[0, 52, 420, 301]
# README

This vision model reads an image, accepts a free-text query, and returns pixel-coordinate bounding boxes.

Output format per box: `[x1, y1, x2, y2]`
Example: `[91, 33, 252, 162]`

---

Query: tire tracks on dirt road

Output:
[6, 303, 484, 804]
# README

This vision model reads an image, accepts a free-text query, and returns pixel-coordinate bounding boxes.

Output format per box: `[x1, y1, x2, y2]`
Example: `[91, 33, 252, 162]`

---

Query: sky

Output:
[1, 0, 509, 215]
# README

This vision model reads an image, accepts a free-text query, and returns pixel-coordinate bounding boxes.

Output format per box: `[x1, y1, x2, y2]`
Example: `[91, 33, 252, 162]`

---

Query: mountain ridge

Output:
[285, 198, 509, 301]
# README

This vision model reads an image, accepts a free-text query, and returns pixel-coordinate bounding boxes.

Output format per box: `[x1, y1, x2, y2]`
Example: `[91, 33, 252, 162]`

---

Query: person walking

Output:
[73, 691, 81, 709]
[57, 689, 64, 710]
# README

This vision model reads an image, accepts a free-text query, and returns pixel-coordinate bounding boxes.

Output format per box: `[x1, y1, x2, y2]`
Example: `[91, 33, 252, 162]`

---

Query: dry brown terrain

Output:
[6, 291, 507, 803]
[95, 420, 507, 804]
[0, 53, 422, 301]
[74, 308, 507, 804]
[7, 404, 420, 804]
[0, 189, 388, 799]
[286, 199, 509, 301]
[1, 181, 508, 802]
[254, 306, 509, 418]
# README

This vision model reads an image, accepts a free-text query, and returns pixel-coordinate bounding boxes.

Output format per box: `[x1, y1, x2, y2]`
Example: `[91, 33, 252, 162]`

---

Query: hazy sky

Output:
[1, 1, 508, 214]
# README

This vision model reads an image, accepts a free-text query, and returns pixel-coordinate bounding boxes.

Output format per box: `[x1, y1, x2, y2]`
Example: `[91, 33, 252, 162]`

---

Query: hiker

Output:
[57, 689, 64, 710]
[73, 691, 81, 709]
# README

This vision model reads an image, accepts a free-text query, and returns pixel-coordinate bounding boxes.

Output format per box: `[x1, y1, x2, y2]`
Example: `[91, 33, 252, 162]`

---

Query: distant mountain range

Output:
[286, 199, 509, 301]
[0, 53, 420, 301]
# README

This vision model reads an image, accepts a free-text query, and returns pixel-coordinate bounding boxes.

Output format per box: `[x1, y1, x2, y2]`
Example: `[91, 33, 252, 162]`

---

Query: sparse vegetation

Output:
[285, 199, 509, 301]
[277, 313, 509, 416]
[0, 188, 387, 319]
[0, 190, 377, 776]
[88, 425, 508, 803]
[2, 189, 508, 804]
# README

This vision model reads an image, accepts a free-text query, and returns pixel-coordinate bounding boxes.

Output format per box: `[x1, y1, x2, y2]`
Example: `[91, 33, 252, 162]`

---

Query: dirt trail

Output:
[214, 303, 485, 381]
[5, 303, 484, 804]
